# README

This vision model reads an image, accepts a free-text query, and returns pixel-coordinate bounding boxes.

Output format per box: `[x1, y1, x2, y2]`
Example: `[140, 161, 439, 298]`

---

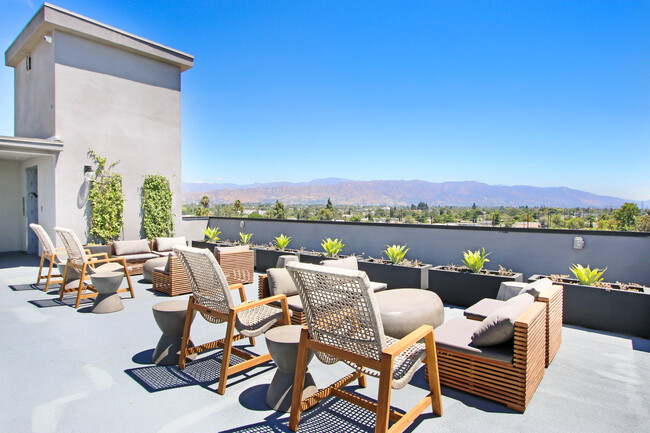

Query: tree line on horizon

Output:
[183, 197, 650, 232]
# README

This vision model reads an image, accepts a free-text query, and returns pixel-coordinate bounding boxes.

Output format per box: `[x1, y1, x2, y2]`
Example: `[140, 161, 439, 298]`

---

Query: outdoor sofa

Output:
[110, 239, 158, 275]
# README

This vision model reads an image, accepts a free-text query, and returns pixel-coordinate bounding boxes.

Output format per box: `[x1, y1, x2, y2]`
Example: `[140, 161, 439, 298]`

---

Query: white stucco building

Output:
[1, 3, 193, 253]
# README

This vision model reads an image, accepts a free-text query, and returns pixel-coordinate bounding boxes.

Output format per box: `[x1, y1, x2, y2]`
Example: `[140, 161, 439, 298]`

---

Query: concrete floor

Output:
[1, 252, 649, 433]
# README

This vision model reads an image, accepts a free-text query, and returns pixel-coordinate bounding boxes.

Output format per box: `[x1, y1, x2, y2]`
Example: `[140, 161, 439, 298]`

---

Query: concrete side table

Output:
[375, 289, 445, 339]
[152, 300, 197, 366]
[90, 271, 125, 314]
[265, 325, 317, 412]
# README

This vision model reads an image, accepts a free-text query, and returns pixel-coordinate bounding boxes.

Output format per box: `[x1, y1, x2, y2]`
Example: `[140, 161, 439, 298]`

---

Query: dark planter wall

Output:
[429, 266, 524, 308]
[529, 275, 650, 339]
[254, 248, 296, 272]
[358, 261, 431, 289]
[184, 217, 650, 286]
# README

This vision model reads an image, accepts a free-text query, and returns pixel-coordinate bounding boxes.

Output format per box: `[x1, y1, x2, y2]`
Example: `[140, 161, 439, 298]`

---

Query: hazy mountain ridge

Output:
[182, 179, 637, 208]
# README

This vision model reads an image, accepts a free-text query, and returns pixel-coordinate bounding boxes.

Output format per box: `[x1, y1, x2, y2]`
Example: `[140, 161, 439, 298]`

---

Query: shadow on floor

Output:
[9, 283, 43, 291]
[28, 297, 93, 308]
[125, 348, 275, 394]
[222, 391, 433, 433]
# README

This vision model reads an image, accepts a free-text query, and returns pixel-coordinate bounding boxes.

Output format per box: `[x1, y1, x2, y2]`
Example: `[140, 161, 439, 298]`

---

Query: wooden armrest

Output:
[88, 252, 109, 260]
[538, 284, 562, 302]
[232, 294, 287, 312]
[55, 247, 67, 252]
[515, 301, 546, 326]
[258, 274, 271, 298]
[383, 325, 434, 357]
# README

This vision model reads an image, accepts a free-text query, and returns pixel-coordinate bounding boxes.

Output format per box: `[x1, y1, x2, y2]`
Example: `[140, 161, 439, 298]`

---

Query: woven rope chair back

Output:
[54, 227, 88, 265]
[174, 246, 234, 324]
[30, 224, 55, 256]
[287, 262, 387, 365]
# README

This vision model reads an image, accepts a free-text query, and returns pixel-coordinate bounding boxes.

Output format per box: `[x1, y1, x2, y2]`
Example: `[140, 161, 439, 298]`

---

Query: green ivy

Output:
[88, 149, 124, 244]
[142, 174, 174, 240]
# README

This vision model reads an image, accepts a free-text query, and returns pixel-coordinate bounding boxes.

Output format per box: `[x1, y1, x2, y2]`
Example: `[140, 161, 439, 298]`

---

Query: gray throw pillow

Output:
[113, 239, 151, 256]
[155, 236, 186, 252]
[267, 268, 298, 296]
[320, 256, 358, 271]
[519, 277, 553, 298]
[214, 245, 250, 253]
[471, 305, 520, 346]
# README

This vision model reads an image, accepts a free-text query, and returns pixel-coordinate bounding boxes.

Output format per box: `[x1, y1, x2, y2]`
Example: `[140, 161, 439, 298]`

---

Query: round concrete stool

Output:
[152, 300, 197, 366]
[90, 271, 125, 313]
[265, 325, 317, 412]
[375, 289, 445, 339]
[143, 257, 168, 283]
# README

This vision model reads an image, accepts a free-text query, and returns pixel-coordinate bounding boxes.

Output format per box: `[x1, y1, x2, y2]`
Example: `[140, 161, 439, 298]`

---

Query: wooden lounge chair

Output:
[463, 280, 563, 367]
[432, 300, 547, 413]
[54, 227, 134, 308]
[29, 223, 66, 291]
[174, 246, 291, 395]
[286, 262, 443, 433]
[214, 246, 255, 286]
[152, 254, 191, 296]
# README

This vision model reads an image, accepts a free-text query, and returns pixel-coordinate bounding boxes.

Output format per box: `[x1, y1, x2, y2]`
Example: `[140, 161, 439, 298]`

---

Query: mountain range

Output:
[182, 179, 638, 208]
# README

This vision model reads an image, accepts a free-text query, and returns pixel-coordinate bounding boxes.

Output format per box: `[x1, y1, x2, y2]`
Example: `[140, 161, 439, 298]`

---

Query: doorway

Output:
[26, 166, 38, 254]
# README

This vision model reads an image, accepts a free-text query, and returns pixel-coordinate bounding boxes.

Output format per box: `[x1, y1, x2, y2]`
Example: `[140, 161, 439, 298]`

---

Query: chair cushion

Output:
[471, 294, 534, 346]
[113, 239, 151, 256]
[270, 294, 303, 312]
[320, 256, 358, 271]
[369, 281, 387, 292]
[435, 317, 514, 363]
[214, 245, 250, 253]
[155, 236, 186, 252]
[153, 265, 169, 276]
[267, 268, 299, 297]
[464, 298, 504, 321]
[496, 281, 528, 301]
[520, 277, 553, 298]
[276, 255, 298, 268]
[117, 253, 159, 261]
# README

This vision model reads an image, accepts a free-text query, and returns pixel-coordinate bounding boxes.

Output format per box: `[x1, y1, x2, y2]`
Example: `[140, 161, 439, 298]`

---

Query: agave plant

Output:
[383, 244, 409, 265]
[273, 234, 291, 250]
[203, 226, 221, 243]
[321, 238, 345, 257]
[462, 248, 490, 273]
[239, 232, 253, 245]
[570, 264, 607, 286]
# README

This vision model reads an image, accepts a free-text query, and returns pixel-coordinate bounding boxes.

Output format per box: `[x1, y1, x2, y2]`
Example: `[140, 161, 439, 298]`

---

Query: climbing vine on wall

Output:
[142, 174, 174, 240]
[88, 149, 124, 244]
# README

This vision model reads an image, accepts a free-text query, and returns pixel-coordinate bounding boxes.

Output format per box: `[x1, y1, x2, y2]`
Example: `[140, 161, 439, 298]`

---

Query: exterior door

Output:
[26, 166, 38, 254]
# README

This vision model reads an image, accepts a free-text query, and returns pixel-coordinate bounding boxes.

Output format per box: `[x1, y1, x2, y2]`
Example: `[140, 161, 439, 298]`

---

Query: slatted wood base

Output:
[258, 274, 306, 326]
[152, 256, 191, 296]
[538, 285, 563, 367]
[430, 302, 546, 413]
[217, 249, 255, 285]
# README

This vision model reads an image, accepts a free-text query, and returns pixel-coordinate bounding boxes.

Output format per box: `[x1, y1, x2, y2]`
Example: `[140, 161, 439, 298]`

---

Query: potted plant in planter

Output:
[429, 248, 523, 308]
[529, 264, 649, 338]
[299, 238, 346, 264]
[358, 244, 432, 290]
[252, 234, 298, 272]
[192, 226, 223, 250]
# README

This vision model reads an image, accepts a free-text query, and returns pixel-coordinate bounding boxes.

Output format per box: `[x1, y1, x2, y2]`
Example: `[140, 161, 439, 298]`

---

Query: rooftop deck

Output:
[1, 252, 648, 433]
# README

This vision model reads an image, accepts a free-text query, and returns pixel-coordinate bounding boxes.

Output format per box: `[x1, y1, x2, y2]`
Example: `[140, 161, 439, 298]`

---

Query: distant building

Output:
[1, 4, 193, 253]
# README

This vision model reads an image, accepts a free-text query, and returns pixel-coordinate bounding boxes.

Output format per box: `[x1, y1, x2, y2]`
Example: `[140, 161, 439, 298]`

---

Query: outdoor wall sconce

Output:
[573, 236, 585, 250]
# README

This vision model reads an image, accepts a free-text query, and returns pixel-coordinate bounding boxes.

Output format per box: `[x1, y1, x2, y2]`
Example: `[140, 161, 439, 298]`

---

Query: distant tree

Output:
[268, 200, 287, 219]
[317, 208, 335, 221]
[247, 211, 263, 219]
[472, 202, 477, 210]
[233, 200, 243, 214]
[613, 202, 640, 231]
[636, 214, 650, 232]
[196, 195, 211, 216]
[326, 198, 335, 212]
[491, 212, 501, 226]
[417, 201, 429, 211]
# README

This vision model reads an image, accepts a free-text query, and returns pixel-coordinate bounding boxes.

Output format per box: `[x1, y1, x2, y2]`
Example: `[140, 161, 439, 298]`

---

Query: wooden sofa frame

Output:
[433, 301, 547, 413]
[152, 255, 191, 296]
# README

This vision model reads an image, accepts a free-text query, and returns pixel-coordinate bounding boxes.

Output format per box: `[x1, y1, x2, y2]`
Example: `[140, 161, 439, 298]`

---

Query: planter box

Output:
[428, 266, 523, 308]
[84, 245, 112, 257]
[529, 274, 650, 339]
[253, 247, 297, 272]
[192, 240, 238, 252]
[298, 251, 342, 265]
[358, 260, 432, 290]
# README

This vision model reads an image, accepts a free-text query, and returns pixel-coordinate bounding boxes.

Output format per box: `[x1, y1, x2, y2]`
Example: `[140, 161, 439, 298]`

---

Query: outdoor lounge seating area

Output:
[2, 250, 649, 432]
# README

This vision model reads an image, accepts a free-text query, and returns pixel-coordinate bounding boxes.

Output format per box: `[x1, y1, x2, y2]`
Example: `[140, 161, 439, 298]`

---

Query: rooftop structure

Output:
[1, 3, 193, 254]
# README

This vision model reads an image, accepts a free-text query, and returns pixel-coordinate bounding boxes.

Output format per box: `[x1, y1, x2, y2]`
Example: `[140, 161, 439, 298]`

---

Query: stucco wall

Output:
[51, 31, 183, 242]
[14, 32, 55, 139]
[206, 217, 650, 286]
[0, 160, 23, 252]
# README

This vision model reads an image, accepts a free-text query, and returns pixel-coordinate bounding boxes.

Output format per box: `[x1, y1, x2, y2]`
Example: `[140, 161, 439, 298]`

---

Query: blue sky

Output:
[1, 1, 649, 201]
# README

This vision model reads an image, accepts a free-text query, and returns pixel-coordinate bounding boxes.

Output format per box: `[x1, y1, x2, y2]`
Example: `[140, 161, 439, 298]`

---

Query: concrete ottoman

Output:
[151, 300, 197, 366]
[375, 288, 445, 339]
[89, 271, 125, 314]
[143, 257, 168, 283]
